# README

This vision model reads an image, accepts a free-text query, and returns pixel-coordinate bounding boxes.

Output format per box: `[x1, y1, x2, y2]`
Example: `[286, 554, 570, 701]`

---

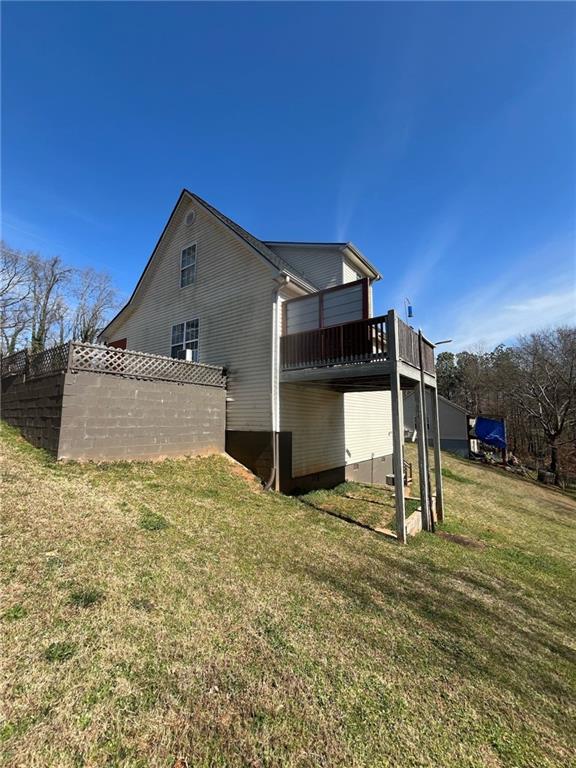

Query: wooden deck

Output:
[278, 307, 441, 542]
[280, 309, 436, 390]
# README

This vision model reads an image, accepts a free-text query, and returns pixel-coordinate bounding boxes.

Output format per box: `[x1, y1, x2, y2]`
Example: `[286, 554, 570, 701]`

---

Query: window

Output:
[180, 245, 196, 287]
[171, 319, 199, 361]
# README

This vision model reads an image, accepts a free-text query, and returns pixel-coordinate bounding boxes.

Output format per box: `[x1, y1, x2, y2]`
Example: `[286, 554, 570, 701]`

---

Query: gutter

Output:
[263, 272, 290, 491]
[341, 243, 382, 281]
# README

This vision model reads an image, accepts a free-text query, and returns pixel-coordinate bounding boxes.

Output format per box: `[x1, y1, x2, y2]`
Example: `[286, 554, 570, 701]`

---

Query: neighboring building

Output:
[99, 189, 442, 539]
[404, 391, 471, 457]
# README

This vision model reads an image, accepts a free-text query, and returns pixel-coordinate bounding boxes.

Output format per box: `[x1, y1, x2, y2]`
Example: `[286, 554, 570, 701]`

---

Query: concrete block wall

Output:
[58, 372, 225, 461]
[1, 373, 65, 453]
[1, 370, 226, 461]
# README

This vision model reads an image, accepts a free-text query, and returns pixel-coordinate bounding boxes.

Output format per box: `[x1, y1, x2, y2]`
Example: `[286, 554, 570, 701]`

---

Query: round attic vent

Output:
[185, 210, 196, 226]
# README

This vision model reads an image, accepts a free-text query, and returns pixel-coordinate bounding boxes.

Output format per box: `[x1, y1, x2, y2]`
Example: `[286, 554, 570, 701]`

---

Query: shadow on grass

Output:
[342, 494, 393, 509]
[292, 547, 575, 718]
[297, 497, 396, 537]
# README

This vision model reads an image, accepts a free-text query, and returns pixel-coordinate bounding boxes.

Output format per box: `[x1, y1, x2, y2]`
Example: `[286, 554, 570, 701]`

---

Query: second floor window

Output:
[180, 244, 196, 287]
[171, 319, 199, 361]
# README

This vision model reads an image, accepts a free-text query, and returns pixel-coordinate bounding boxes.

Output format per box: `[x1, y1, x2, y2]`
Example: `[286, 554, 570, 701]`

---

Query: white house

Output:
[404, 391, 472, 457]
[99, 190, 443, 540]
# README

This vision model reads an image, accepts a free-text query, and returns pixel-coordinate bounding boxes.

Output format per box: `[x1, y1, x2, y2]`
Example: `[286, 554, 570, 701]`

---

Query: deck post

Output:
[429, 385, 444, 522]
[418, 331, 434, 532]
[415, 381, 431, 531]
[388, 310, 407, 543]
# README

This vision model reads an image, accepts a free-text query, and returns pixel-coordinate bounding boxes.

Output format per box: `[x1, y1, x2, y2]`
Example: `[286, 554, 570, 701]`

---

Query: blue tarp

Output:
[475, 417, 506, 450]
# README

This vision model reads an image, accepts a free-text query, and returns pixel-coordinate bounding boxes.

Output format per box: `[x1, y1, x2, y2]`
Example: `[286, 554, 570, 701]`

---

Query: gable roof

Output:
[404, 391, 470, 416]
[438, 395, 470, 415]
[100, 189, 318, 337]
[187, 192, 317, 288]
[264, 240, 381, 281]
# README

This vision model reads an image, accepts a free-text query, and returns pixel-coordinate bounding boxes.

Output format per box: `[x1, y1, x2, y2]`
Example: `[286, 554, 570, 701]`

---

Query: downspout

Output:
[264, 273, 290, 491]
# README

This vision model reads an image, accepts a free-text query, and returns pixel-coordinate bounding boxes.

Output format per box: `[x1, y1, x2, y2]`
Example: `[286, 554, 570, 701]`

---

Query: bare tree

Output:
[512, 327, 576, 483]
[29, 254, 72, 354]
[1, 243, 32, 354]
[1, 242, 30, 306]
[1, 242, 120, 355]
[70, 267, 117, 343]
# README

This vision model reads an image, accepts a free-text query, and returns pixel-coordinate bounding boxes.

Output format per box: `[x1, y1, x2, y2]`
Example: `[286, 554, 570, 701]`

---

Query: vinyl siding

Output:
[439, 397, 469, 440]
[281, 384, 345, 477]
[280, 386, 393, 477]
[342, 259, 360, 283]
[101, 197, 275, 431]
[266, 245, 344, 290]
[344, 392, 394, 465]
[404, 392, 468, 442]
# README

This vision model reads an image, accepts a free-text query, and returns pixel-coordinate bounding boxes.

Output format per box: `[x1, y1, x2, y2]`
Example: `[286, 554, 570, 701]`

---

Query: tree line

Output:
[436, 328, 576, 484]
[1, 242, 119, 355]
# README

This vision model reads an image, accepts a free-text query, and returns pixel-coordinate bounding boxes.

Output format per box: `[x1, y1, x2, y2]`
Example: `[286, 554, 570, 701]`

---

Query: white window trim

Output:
[170, 318, 200, 361]
[180, 242, 197, 288]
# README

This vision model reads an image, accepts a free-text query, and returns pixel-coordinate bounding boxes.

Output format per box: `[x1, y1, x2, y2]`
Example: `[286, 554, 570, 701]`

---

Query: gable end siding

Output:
[101, 199, 274, 431]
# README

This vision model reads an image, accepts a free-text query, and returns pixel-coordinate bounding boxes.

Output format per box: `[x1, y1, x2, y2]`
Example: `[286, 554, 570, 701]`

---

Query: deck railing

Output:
[281, 314, 388, 370]
[396, 319, 435, 373]
[280, 311, 436, 375]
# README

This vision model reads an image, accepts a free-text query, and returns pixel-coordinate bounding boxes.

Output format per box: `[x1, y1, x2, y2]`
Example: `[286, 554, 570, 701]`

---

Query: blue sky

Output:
[2, 1, 575, 350]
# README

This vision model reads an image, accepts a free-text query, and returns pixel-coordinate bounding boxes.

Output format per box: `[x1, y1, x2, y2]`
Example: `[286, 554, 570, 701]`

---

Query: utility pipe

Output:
[264, 273, 290, 491]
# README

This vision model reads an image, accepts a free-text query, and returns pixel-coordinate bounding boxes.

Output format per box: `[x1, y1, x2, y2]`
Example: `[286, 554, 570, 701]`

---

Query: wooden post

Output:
[66, 340, 75, 372]
[388, 310, 407, 543]
[418, 331, 434, 532]
[429, 385, 444, 523]
[415, 381, 431, 531]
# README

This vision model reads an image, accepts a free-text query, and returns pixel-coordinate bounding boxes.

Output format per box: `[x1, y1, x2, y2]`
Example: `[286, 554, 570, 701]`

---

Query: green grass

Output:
[3, 604, 27, 622]
[1, 420, 575, 767]
[139, 508, 169, 531]
[442, 466, 477, 484]
[68, 587, 105, 609]
[299, 482, 423, 533]
[43, 641, 77, 663]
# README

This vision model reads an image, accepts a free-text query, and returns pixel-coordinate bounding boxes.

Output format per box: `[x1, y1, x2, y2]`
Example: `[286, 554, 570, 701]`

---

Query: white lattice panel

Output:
[70, 343, 225, 387]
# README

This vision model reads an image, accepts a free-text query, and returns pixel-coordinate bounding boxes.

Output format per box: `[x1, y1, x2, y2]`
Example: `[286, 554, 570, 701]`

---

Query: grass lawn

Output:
[1, 422, 575, 767]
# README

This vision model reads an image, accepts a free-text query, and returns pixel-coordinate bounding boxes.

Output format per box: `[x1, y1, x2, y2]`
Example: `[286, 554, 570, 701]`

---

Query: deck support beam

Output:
[429, 385, 444, 522]
[417, 331, 435, 532]
[388, 310, 407, 544]
[415, 381, 431, 531]
[390, 370, 406, 543]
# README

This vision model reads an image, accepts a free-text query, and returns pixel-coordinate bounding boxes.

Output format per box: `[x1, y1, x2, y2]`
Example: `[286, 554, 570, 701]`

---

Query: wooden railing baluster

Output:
[279, 311, 435, 376]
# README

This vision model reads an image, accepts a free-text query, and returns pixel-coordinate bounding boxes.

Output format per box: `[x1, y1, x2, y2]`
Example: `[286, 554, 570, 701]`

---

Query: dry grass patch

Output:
[1, 422, 575, 767]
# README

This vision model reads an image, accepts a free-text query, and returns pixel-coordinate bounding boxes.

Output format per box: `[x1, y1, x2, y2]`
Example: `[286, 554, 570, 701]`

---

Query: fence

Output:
[1, 342, 226, 388]
[1, 342, 227, 460]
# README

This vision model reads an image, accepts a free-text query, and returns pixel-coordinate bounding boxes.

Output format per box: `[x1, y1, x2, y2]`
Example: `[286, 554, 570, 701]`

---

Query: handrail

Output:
[281, 314, 388, 370]
[280, 311, 435, 375]
[282, 312, 388, 338]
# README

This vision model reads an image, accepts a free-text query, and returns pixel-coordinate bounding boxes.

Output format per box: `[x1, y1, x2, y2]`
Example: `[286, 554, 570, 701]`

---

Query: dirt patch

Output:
[224, 455, 262, 489]
[437, 531, 487, 549]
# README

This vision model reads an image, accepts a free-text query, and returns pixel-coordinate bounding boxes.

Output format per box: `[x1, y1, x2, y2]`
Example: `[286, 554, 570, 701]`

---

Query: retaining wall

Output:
[1, 370, 225, 461]
[1, 373, 65, 454]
